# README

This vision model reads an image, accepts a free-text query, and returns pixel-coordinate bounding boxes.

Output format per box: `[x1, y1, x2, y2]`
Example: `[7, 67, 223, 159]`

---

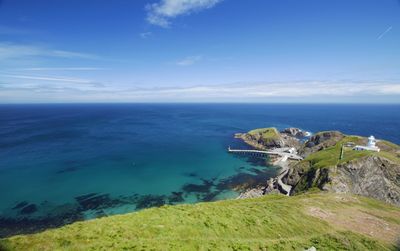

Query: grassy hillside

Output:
[1, 192, 399, 251]
[304, 136, 400, 169]
[292, 136, 400, 194]
[248, 127, 280, 141]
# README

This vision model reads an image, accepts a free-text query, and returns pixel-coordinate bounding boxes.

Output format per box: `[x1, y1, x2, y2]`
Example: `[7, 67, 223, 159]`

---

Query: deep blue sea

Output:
[0, 104, 399, 236]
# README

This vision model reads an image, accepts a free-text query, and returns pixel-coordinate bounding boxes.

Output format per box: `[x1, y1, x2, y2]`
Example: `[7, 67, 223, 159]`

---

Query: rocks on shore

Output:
[280, 127, 310, 138]
[237, 178, 281, 199]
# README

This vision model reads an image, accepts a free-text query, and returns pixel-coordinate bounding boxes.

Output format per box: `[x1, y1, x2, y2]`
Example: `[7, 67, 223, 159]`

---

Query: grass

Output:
[292, 136, 400, 194]
[303, 136, 400, 169]
[248, 127, 280, 141]
[1, 192, 399, 251]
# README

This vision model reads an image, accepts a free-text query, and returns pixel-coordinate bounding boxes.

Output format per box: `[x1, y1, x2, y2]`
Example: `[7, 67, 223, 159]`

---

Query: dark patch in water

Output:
[182, 172, 198, 178]
[200, 191, 221, 202]
[182, 178, 214, 194]
[135, 195, 166, 210]
[56, 166, 80, 174]
[244, 156, 269, 166]
[168, 192, 184, 204]
[20, 204, 37, 214]
[95, 210, 107, 218]
[0, 209, 83, 238]
[247, 167, 264, 175]
[75, 193, 122, 211]
[12, 201, 28, 210]
[75, 193, 97, 201]
[215, 170, 272, 192]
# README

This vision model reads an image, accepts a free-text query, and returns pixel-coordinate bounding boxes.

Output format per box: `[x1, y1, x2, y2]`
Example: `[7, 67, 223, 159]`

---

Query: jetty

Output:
[227, 147, 303, 161]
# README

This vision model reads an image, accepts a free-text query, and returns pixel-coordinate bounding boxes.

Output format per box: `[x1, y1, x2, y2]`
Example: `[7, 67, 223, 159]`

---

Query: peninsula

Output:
[235, 127, 400, 206]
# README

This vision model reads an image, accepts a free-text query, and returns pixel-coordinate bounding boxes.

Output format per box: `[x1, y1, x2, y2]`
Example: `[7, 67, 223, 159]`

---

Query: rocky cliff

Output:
[235, 127, 302, 149]
[237, 128, 400, 206]
[325, 155, 400, 205]
[287, 131, 400, 206]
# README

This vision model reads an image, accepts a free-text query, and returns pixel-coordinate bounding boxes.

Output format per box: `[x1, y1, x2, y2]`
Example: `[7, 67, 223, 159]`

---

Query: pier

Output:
[227, 147, 303, 161]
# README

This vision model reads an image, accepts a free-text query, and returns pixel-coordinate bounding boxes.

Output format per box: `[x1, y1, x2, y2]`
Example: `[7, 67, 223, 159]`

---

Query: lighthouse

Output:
[367, 135, 376, 148]
[353, 135, 380, 152]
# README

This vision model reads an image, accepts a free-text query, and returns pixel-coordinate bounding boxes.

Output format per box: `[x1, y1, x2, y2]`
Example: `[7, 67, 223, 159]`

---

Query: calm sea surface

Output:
[0, 104, 399, 236]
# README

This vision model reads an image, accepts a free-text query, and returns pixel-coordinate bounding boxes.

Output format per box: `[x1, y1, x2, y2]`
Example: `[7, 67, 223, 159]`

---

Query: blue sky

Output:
[0, 0, 399, 103]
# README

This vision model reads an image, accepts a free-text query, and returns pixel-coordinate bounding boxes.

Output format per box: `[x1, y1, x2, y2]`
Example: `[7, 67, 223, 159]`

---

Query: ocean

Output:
[0, 103, 399, 236]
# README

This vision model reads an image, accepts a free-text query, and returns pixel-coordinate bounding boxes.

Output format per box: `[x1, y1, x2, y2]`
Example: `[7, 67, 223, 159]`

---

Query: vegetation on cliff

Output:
[248, 127, 281, 141]
[303, 135, 399, 168]
[238, 127, 300, 149]
[288, 133, 400, 205]
[1, 192, 399, 250]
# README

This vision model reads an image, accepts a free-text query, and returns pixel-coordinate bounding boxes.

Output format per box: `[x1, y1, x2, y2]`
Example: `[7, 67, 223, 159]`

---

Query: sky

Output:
[0, 0, 399, 103]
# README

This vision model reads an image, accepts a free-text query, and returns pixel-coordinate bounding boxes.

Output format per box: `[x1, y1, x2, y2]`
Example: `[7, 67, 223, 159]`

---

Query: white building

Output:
[353, 135, 380, 152]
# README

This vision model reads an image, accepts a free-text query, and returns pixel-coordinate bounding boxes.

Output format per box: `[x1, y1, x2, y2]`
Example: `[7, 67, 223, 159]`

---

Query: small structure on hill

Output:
[353, 135, 380, 152]
[344, 142, 355, 147]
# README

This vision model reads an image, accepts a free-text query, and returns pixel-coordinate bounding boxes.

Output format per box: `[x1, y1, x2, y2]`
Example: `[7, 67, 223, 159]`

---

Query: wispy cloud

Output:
[123, 81, 400, 99]
[0, 25, 36, 35]
[0, 42, 99, 60]
[146, 0, 223, 28]
[139, 32, 152, 39]
[1, 74, 93, 84]
[20, 67, 104, 71]
[176, 55, 202, 66]
[377, 26, 393, 40]
[1, 80, 399, 103]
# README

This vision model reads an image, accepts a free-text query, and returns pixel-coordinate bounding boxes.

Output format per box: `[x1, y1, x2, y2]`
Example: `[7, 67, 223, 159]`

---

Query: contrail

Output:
[377, 26, 393, 40]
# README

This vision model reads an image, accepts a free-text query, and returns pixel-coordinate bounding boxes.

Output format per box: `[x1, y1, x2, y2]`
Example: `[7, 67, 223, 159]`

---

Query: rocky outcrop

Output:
[286, 155, 400, 206]
[280, 128, 308, 138]
[325, 156, 400, 206]
[299, 131, 344, 157]
[236, 127, 301, 150]
[237, 178, 281, 199]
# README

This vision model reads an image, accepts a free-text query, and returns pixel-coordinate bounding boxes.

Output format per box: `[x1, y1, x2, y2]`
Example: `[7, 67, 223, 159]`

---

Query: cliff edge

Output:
[236, 128, 400, 206]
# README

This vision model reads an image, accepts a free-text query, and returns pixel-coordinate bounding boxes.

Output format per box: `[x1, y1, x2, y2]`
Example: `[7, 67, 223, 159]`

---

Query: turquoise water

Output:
[0, 103, 399, 236]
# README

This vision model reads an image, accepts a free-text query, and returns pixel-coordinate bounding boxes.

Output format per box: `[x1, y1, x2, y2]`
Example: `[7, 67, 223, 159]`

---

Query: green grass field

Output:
[1, 192, 399, 251]
[304, 136, 400, 169]
[248, 127, 280, 141]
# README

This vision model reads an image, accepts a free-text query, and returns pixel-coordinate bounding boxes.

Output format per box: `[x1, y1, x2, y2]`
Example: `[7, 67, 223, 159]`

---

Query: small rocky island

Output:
[234, 127, 400, 206]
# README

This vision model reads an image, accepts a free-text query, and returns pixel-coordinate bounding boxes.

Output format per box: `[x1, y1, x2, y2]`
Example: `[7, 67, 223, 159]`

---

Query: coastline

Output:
[236, 154, 295, 199]
[234, 127, 307, 198]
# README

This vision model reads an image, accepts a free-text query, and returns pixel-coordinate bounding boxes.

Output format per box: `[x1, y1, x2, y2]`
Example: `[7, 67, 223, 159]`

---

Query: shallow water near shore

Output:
[0, 103, 399, 236]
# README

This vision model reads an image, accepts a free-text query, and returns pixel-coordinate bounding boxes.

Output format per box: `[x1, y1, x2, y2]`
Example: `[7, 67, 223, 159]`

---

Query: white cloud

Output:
[129, 81, 400, 98]
[1, 74, 93, 84]
[0, 42, 99, 60]
[2, 80, 399, 103]
[146, 0, 223, 27]
[176, 55, 202, 66]
[20, 67, 104, 71]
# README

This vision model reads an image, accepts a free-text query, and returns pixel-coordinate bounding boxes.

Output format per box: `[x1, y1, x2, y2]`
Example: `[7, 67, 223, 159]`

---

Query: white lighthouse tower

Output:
[367, 135, 376, 148]
[353, 135, 380, 152]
